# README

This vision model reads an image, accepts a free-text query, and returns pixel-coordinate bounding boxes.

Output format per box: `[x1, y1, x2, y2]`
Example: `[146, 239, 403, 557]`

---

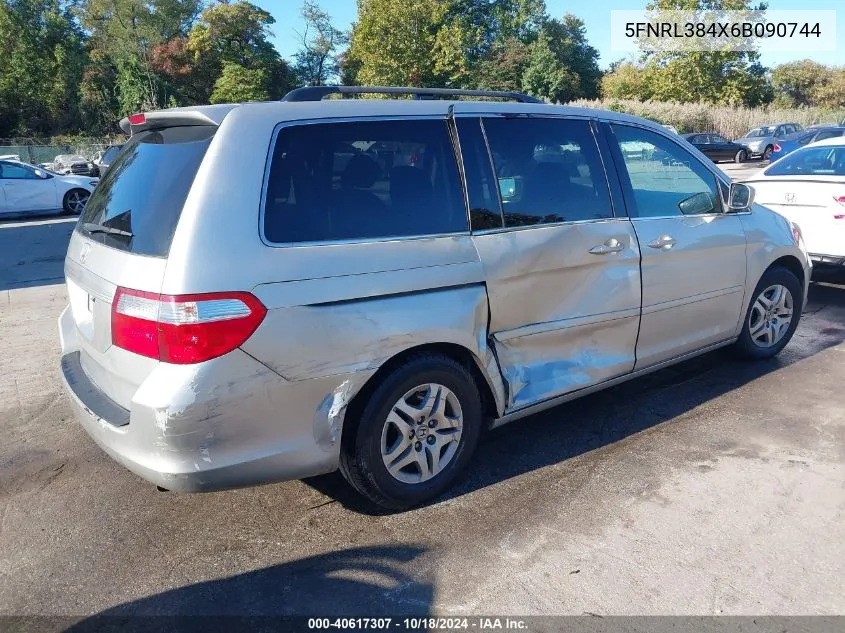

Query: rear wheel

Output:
[339, 353, 483, 510]
[735, 149, 747, 163]
[762, 145, 774, 161]
[733, 267, 801, 359]
[63, 189, 90, 214]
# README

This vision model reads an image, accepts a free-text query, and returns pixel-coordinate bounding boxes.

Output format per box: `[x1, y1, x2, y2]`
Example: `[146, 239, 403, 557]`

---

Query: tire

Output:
[762, 145, 774, 161]
[733, 267, 802, 360]
[735, 149, 747, 163]
[63, 189, 90, 214]
[339, 353, 483, 511]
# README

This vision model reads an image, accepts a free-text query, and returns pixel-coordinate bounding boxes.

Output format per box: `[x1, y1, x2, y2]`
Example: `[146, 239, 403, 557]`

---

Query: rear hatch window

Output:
[78, 126, 214, 257]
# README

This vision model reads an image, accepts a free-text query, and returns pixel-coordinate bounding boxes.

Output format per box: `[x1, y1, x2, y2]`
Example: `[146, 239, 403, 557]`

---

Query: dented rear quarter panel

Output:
[243, 243, 506, 416]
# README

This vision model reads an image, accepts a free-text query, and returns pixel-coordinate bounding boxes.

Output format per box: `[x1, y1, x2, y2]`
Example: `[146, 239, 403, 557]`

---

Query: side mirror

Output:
[728, 182, 754, 212]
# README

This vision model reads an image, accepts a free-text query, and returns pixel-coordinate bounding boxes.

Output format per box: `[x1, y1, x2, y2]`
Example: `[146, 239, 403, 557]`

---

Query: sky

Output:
[261, 0, 844, 70]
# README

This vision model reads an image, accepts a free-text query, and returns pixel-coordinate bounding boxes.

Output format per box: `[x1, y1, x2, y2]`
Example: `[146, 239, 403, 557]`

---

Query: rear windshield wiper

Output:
[82, 222, 133, 238]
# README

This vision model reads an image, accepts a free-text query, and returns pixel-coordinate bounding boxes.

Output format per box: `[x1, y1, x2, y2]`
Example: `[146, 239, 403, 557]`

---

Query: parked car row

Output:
[676, 122, 844, 166]
[37, 144, 125, 178]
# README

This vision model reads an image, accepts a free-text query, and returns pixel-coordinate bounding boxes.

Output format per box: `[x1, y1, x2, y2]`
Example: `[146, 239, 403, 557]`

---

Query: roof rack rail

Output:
[281, 85, 543, 104]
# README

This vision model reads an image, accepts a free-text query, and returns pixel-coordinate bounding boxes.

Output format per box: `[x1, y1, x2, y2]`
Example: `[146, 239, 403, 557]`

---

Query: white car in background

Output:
[0, 159, 98, 217]
[743, 136, 845, 270]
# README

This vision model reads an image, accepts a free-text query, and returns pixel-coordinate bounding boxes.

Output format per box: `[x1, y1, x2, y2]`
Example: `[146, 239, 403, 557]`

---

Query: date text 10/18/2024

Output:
[308, 618, 529, 630]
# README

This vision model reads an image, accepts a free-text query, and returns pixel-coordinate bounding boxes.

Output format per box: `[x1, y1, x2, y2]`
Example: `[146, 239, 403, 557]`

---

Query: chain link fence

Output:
[0, 137, 122, 166]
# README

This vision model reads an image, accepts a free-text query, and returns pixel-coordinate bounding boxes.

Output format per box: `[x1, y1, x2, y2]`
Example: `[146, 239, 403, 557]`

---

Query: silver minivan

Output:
[59, 87, 810, 510]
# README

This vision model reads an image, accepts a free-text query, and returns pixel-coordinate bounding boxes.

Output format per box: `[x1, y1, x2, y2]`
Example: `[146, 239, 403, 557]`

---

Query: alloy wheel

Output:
[380, 383, 463, 484]
[66, 190, 90, 213]
[748, 284, 793, 348]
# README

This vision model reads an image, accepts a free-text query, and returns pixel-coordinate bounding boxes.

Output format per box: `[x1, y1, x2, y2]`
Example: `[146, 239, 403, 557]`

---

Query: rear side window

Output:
[455, 118, 502, 231]
[764, 146, 845, 177]
[263, 119, 467, 243]
[481, 117, 613, 227]
[78, 127, 214, 257]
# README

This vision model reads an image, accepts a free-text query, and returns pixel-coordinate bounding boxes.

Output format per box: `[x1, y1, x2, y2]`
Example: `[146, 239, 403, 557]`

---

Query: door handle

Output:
[648, 235, 676, 249]
[589, 238, 625, 255]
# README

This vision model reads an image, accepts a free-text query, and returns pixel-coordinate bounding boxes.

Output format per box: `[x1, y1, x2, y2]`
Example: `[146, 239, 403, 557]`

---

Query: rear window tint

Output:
[78, 126, 213, 257]
[263, 119, 467, 243]
[482, 117, 613, 227]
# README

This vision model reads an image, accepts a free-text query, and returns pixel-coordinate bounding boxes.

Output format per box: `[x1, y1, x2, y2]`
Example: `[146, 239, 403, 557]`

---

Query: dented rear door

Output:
[458, 116, 641, 412]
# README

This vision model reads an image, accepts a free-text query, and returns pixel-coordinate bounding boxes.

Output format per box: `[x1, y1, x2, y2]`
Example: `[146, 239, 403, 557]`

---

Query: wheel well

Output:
[769, 255, 805, 290]
[342, 343, 499, 439]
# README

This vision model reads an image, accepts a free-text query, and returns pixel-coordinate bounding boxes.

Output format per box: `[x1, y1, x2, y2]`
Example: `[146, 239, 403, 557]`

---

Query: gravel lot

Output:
[1, 210, 843, 620]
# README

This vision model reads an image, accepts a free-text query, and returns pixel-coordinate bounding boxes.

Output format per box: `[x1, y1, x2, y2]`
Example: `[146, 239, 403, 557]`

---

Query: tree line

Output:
[603, 58, 845, 110]
[1, 0, 843, 138]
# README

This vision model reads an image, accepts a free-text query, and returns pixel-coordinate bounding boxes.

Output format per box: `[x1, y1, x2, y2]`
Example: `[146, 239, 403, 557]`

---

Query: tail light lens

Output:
[773, 144, 781, 152]
[112, 288, 266, 364]
[834, 196, 845, 207]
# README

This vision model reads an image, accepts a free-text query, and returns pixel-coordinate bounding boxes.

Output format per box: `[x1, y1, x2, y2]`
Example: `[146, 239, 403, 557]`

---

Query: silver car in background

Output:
[53, 154, 98, 177]
[59, 87, 810, 510]
[735, 123, 802, 161]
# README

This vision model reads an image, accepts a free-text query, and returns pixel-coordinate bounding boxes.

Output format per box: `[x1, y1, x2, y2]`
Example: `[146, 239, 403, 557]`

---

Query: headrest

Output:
[342, 154, 381, 189]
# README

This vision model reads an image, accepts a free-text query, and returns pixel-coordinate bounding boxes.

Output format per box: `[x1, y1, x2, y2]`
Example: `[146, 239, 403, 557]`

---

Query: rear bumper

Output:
[59, 308, 373, 492]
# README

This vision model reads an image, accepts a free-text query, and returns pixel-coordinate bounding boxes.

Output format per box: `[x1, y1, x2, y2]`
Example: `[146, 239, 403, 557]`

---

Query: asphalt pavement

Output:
[1, 206, 843, 620]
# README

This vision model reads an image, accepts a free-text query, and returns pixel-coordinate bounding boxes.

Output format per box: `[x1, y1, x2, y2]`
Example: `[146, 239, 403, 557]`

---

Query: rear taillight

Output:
[127, 113, 146, 125]
[773, 144, 781, 152]
[835, 196, 845, 207]
[111, 288, 266, 364]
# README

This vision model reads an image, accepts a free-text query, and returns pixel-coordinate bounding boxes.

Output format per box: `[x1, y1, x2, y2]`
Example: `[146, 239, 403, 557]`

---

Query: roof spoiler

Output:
[118, 110, 221, 135]
[281, 85, 543, 104]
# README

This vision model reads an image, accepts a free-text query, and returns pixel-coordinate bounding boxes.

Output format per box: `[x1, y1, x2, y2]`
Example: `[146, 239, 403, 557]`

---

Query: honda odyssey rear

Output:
[60, 87, 810, 510]
[58, 106, 355, 491]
